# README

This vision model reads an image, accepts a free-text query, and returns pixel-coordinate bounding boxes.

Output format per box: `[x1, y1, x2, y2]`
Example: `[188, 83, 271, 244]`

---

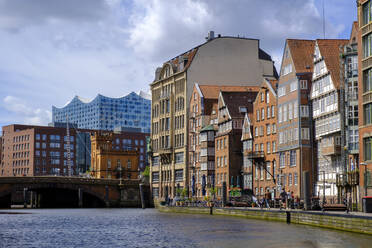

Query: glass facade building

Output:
[52, 91, 151, 133]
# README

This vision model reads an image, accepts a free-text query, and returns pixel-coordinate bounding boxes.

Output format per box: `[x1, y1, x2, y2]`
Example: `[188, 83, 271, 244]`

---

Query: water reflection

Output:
[0, 209, 371, 248]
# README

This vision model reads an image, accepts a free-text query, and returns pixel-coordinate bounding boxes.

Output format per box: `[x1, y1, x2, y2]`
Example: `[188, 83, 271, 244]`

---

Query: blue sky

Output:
[0, 0, 357, 130]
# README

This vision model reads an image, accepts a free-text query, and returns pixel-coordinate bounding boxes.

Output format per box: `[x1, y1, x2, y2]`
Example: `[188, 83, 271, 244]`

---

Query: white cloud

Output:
[3, 96, 51, 125]
[0, 0, 356, 127]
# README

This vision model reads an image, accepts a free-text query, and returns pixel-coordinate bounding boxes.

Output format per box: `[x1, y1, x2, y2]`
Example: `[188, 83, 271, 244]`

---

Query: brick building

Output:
[150, 32, 278, 200]
[0, 124, 148, 177]
[358, 0, 372, 202]
[277, 39, 315, 199]
[1, 124, 86, 177]
[188, 84, 260, 199]
[215, 91, 257, 199]
[90, 132, 139, 180]
[242, 79, 278, 200]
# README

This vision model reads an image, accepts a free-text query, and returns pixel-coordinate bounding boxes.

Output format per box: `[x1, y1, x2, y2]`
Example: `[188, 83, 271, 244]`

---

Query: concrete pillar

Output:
[78, 188, 83, 208]
[23, 188, 27, 209]
[37, 193, 41, 208]
[139, 183, 146, 209]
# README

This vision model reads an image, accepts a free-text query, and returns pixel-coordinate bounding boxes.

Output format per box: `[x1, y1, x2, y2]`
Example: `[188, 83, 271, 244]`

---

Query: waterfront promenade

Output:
[157, 205, 372, 235]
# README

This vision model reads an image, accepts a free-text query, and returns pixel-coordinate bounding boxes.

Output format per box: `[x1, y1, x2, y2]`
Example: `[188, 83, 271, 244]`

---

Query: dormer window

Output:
[239, 107, 247, 113]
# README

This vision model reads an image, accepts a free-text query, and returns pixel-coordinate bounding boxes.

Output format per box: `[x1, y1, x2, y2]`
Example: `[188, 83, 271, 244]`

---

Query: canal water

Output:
[0, 208, 371, 248]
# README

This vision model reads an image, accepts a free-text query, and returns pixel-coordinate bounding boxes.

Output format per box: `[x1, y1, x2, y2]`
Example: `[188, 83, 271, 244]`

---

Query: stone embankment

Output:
[157, 205, 372, 235]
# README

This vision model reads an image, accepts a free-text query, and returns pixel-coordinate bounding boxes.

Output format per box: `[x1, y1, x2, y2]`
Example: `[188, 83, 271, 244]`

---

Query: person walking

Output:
[280, 188, 287, 210]
[265, 189, 271, 209]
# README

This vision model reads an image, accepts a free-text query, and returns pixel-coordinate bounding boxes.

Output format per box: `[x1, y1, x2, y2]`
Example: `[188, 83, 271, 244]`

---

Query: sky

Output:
[0, 0, 357, 129]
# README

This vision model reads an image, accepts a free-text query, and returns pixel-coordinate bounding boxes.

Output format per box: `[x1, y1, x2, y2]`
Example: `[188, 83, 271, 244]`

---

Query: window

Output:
[255, 127, 258, 137]
[289, 173, 293, 186]
[261, 92, 264, 102]
[288, 103, 293, 120]
[364, 137, 372, 161]
[36, 142, 40, 149]
[272, 141, 276, 153]
[283, 104, 287, 122]
[175, 152, 184, 164]
[260, 166, 264, 180]
[267, 142, 271, 154]
[278, 86, 286, 97]
[272, 124, 276, 134]
[175, 169, 183, 181]
[363, 33, 372, 58]
[293, 101, 298, 118]
[267, 107, 271, 118]
[266, 161, 271, 179]
[127, 159, 131, 169]
[279, 153, 285, 168]
[363, 1, 372, 25]
[300, 105, 309, 117]
[261, 108, 265, 120]
[266, 124, 271, 135]
[282, 64, 292, 76]
[36, 134, 40, 140]
[266, 91, 270, 103]
[260, 143, 264, 152]
[290, 81, 297, 92]
[301, 128, 310, 140]
[364, 103, 372, 125]
[278, 105, 282, 123]
[271, 106, 275, 117]
[256, 110, 260, 121]
[290, 150, 296, 166]
[294, 173, 298, 185]
[300, 80, 307, 89]
[152, 172, 159, 182]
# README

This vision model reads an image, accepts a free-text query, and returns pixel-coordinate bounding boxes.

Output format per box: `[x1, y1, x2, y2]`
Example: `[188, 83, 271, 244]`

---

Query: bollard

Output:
[210, 206, 213, 215]
[286, 211, 291, 224]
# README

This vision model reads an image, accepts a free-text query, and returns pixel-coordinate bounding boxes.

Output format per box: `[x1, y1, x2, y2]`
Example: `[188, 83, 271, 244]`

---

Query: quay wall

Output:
[158, 206, 372, 235]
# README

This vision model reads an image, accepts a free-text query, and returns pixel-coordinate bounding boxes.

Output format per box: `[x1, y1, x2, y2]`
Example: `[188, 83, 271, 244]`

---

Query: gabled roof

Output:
[287, 39, 315, 74]
[198, 85, 260, 99]
[241, 113, 253, 141]
[349, 21, 358, 44]
[316, 39, 349, 89]
[220, 91, 257, 118]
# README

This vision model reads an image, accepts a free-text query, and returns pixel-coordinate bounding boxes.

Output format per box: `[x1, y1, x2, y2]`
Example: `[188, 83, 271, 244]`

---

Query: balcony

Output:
[246, 151, 265, 160]
[363, 91, 372, 104]
[361, 22, 372, 37]
[321, 144, 341, 156]
[362, 56, 372, 70]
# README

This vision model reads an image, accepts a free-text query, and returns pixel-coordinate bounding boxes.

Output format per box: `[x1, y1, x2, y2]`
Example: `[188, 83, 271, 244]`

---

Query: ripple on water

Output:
[0, 209, 371, 248]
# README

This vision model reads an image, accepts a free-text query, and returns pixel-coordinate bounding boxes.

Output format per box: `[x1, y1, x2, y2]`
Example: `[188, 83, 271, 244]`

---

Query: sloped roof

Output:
[198, 85, 261, 100]
[287, 39, 315, 74]
[317, 39, 349, 89]
[200, 124, 215, 132]
[349, 21, 358, 44]
[220, 91, 257, 118]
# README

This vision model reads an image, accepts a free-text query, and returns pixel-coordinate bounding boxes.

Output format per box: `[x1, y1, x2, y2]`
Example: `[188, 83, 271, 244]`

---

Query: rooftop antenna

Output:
[322, 0, 326, 39]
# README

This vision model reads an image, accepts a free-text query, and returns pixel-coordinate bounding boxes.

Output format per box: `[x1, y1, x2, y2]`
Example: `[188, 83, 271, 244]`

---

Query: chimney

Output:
[206, 31, 215, 41]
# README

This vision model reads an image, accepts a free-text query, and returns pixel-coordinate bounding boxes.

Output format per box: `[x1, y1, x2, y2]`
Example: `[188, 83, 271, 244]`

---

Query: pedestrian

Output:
[287, 190, 291, 209]
[265, 189, 271, 209]
[280, 188, 287, 210]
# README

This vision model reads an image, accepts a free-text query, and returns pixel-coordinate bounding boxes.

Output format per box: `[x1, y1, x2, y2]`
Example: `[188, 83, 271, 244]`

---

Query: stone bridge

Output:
[0, 177, 151, 208]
